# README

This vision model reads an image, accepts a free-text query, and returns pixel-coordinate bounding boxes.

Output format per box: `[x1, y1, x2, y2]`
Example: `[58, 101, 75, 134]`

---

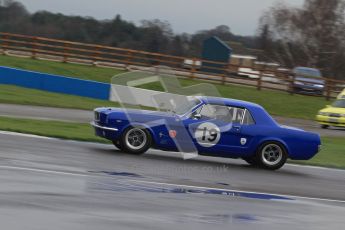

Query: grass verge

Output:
[0, 85, 118, 110]
[0, 116, 343, 169]
[0, 55, 124, 83]
[0, 116, 108, 143]
[0, 54, 331, 119]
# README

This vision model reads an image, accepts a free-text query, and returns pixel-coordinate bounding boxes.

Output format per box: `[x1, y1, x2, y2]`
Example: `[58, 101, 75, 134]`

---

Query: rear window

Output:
[332, 100, 345, 108]
[294, 68, 322, 78]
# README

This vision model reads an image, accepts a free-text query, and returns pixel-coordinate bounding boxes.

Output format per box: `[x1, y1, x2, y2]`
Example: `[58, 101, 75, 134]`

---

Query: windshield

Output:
[332, 100, 345, 108]
[294, 68, 322, 78]
[173, 97, 201, 115]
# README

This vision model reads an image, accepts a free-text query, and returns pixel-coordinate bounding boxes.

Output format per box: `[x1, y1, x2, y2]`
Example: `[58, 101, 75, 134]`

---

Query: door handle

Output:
[232, 125, 241, 132]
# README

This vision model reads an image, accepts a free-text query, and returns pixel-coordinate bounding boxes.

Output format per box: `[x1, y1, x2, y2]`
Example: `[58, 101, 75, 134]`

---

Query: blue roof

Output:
[200, 96, 263, 110]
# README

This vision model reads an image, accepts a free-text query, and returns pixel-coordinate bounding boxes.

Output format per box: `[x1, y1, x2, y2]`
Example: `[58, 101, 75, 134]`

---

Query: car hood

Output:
[319, 107, 345, 114]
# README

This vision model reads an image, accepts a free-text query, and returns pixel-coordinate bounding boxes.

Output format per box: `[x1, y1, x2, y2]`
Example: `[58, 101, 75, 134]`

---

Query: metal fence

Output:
[1, 32, 344, 100]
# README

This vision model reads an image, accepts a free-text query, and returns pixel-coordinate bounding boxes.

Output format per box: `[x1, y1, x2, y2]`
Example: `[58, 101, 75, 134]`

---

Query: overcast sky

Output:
[19, 0, 304, 35]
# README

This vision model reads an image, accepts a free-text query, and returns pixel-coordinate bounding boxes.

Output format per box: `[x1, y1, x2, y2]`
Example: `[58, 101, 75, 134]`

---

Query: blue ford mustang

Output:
[91, 96, 321, 170]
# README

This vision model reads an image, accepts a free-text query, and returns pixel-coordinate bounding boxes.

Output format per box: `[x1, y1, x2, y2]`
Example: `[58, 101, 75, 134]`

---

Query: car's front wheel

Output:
[120, 127, 152, 155]
[321, 125, 329, 129]
[257, 142, 287, 170]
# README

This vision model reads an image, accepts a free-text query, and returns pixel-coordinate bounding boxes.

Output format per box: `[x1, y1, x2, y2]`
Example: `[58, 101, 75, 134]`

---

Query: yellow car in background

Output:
[316, 90, 345, 129]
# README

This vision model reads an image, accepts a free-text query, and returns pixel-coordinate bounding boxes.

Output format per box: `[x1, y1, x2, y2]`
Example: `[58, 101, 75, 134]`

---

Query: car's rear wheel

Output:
[257, 142, 287, 170]
[120, 127, 152, 155]
[321, 125, 329, 129]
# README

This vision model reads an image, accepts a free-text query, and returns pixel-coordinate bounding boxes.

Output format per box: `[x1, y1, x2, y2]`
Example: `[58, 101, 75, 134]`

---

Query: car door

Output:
[183, 104, 255, 156]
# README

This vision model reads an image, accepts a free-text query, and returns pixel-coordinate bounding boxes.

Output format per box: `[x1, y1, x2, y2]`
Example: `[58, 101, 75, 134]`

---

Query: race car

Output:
[91, 96, 321, 170]
[316, 99, 345, 128]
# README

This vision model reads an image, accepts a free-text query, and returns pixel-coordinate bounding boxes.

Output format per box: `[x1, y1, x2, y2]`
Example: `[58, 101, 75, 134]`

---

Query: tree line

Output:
[0, 0, 257, 58]
[1, 0, 344, 79]
[258, 0, 345, 79]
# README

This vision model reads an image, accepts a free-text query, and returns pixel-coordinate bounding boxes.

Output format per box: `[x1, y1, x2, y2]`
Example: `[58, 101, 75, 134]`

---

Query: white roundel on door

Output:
[195, 122, 221, 147]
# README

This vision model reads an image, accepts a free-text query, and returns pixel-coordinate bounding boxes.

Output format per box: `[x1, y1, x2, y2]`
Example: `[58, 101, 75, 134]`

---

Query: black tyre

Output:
[120, 127, 152, 155]
[112, 139, 123, 150]
[321, 125, 329, 129]
[256, 142, 287, 170]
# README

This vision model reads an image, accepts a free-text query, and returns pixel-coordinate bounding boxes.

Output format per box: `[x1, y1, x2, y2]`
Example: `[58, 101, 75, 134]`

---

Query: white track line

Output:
[0, 165, 344, 204]
[0, 165, 87, 177]
[0, 131, 53, 139]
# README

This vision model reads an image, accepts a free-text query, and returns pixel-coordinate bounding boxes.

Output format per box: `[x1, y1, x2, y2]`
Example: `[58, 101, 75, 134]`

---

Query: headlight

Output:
[314, 84, 324, 88]
[318, 112, 329, 116]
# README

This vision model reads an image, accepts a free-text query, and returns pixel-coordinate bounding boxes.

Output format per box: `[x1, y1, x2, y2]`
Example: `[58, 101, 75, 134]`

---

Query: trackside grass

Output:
[0, 116, 343, 169]
[0, 55, 125, 83]
[0, 85, 118, 110]
[0, 116, 108, 143]
[0, 55, 332, 119]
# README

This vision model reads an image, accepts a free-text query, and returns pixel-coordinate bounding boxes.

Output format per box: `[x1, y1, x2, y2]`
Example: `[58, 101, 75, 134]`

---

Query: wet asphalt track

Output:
[0, 131, 344, 230]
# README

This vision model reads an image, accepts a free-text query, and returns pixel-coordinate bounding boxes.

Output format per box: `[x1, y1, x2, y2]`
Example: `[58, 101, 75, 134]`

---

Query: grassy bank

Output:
[0, 85, 118, 110]
[0, 55, 124, 83]
[0, 54, 330, 119]
[0, 116, 343, 169]
[0, 116, 108, 143]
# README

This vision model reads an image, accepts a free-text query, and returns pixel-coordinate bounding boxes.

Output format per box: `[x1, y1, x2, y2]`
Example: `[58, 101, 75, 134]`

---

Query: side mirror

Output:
[192, 113, 202, 120]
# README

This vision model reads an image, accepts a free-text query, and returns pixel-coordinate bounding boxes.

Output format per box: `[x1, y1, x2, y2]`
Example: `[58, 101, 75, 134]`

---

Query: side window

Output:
[197, 104, 255, 125]
[199, 104, 217, 119]
[230, 107, 245, 123]
[242, 110, 255, 125]
[198, 104, 233, 122]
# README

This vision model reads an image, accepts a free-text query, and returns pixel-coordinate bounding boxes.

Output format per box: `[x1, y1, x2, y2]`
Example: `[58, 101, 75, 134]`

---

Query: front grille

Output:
[95, 111, 100, 121]
[329, 113, 341, 118]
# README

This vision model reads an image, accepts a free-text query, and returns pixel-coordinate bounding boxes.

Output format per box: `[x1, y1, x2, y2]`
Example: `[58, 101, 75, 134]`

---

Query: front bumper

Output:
[293, 85, 323, 94]
[91, 121, 120, 140]
[316, 115, 345, 127]
[90, 121, 119, 131]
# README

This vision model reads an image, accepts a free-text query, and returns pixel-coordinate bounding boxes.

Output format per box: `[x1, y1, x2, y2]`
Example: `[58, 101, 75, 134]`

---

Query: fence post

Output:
[63, 43, 68, 63]
[289, 73, 296, 95]
[190, 58, 197, 79]
[222, 63, 230, 85]
[257, 68, 263, 90]
[126, 50, 133, 69]
[325, 78, 332, 101]
[1, 34, 9, 55]
[31, 37, 38, 59]
[92, 46, 100, 66]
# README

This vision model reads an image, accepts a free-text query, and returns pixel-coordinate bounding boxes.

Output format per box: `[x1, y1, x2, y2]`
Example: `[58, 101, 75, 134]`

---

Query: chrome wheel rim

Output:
[125, 128, 147, 150]
[261, 144, 283, 166]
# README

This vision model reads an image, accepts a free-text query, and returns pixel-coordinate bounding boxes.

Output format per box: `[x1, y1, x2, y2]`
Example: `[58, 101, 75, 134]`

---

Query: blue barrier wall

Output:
[0, 66, 110, 100]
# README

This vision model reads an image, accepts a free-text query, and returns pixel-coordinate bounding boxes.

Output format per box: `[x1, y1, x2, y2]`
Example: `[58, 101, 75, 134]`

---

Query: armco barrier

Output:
[0, 66, 110, 100]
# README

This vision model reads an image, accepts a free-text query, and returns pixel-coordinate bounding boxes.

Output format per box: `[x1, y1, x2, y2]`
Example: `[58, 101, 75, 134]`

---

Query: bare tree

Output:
[259, 0, 345, 78]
